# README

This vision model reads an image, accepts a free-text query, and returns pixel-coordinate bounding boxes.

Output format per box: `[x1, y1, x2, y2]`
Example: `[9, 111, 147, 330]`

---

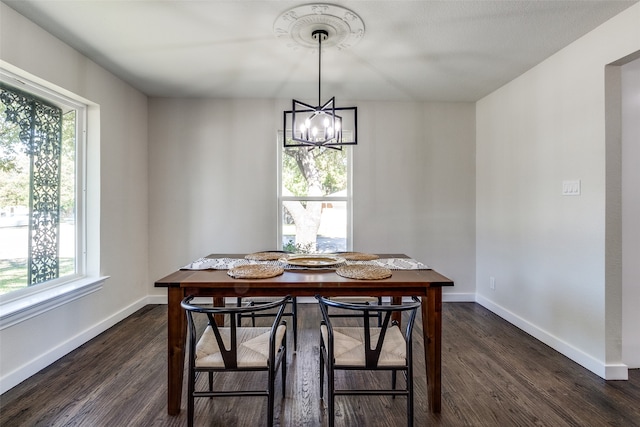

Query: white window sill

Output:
[0, 276, 109, 330]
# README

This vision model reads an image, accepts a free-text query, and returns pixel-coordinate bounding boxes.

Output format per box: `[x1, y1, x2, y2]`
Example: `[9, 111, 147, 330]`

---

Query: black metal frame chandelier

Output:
[275, 4, 364, 150]
[283, 30, 357, 149]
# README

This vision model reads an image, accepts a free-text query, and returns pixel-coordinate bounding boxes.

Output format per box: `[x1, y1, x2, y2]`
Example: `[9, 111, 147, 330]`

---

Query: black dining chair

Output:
[326, 296, 383, 326]
[181, 295, 290, 427]
[236, 296, 298, 350]
[315, 295, 422, 427]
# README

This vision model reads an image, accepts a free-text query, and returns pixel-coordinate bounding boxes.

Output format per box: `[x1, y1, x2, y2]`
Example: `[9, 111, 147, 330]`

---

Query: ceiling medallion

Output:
[273, 3, 365, 50]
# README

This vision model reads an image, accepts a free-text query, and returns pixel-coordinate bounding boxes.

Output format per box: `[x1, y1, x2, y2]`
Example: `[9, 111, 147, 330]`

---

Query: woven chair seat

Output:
[236, 296, 298, 350]
[196, 325, 286, 368]
[321, 325, 406, 367]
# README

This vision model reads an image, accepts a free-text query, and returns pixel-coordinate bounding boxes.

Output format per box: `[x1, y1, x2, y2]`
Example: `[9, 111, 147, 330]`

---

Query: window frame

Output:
[0, 66, 106, 329]
[276, 131, 354, 252]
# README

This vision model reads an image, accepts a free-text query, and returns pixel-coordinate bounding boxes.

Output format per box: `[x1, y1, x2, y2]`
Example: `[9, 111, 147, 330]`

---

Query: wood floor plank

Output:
[1, 302, 639, 426]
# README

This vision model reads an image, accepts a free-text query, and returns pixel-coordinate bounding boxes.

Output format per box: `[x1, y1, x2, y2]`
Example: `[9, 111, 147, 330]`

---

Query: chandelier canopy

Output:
[274, 4, 364, 149]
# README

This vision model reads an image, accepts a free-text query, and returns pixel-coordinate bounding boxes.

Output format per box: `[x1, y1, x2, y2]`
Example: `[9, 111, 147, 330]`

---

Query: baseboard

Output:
[442, 292, 476, 302]
[0, 296, 150, 394]
[146, 294, 168, 305]
[475, 294, 629, 381]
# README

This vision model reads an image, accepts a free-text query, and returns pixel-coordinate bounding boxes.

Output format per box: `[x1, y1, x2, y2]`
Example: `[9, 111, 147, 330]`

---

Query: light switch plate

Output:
[562, 180, 581, 196]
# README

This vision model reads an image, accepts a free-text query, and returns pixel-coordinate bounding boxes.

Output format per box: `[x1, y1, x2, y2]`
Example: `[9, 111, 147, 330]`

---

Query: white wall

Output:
[476, 3, 639, 379]
[148, 99, 477, 300]
[148, 98, 281, 281]
[621, 58, 640, 368]
[0, 4, 149, 391]
[354, 101, 476, 298]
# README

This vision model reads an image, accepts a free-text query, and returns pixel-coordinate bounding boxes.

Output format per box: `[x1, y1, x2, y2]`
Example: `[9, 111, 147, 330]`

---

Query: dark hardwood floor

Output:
[1, 302, 639, 426]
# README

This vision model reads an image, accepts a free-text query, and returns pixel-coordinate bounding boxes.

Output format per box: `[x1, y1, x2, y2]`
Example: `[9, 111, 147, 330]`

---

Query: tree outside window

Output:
[280, 134, 351, 253]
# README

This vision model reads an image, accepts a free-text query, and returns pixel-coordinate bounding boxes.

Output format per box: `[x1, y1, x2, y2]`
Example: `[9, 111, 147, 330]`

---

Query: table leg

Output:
[213, 296, 225, 325]
[392, 296, 402, 324]
[422, 287, 442, 413]
[167, 287, 186, 415]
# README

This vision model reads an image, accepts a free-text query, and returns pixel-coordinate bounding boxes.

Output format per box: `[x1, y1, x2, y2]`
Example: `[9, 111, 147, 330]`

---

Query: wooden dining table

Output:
[154, 253, 453, 416]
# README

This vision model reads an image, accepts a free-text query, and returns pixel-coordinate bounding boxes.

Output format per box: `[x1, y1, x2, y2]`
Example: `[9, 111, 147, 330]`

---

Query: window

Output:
[0, 68, 102, 328]
[278, 132, 352, 253]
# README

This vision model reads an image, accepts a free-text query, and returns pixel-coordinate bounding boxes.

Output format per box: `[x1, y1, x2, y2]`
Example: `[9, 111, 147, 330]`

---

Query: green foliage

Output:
[0, 102, 28, 206]
[316, 148, 348, 194]
[0, 103, 76, 216]
[0, 102, 23, 174]
[282, 150, 308, 195]
[283, 239, 315, 254]
[282, 146, 347, 196]
[59, 111, 76, 216]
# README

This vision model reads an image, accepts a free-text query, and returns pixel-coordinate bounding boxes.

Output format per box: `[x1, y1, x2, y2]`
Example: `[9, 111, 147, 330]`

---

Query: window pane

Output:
[0, 87, 78, 295]
[60, 110, 76, 278]
[282, 146, 347, 197]
[279, 133, 351, 253]
[282, 201, 347, 253]
[0, 102, 29, 293]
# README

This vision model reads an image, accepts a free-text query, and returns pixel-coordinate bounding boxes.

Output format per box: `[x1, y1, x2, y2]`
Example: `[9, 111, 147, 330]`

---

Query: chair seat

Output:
[321, 325, 406, 367]
[237, 296, 298, 350]
[196, 325, 286, 368]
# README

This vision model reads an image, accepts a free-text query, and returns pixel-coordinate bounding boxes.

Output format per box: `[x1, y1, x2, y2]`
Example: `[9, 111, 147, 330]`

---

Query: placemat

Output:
[227, 264, 284, 279]
[339, 252, 379, 261]
[349, 258, 429, 270]
[335, 265, 392, 280]
[245, 252, 288, 261]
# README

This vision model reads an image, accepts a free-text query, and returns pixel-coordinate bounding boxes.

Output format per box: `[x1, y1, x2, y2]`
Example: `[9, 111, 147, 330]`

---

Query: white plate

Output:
[280, 254, 345, 267]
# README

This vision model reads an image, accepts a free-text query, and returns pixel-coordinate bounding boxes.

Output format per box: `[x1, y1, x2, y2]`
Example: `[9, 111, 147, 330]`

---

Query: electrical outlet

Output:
[490, 276, 495, 290]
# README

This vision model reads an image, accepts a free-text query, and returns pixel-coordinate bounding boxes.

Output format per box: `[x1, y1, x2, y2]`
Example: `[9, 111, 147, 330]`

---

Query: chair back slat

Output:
[204, 312, 239, 368]
[363, 310, 393, 367]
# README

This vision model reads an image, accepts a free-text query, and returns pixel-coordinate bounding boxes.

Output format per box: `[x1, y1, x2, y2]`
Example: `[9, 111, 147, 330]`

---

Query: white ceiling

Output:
[3, 0, 637, 102]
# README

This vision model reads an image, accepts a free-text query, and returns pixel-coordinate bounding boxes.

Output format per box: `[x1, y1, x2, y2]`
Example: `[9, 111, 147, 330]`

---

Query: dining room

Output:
[1, 1, 639, 426]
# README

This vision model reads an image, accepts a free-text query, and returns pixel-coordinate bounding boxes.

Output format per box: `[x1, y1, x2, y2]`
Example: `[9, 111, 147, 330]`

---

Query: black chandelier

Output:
[283, 29, 357, 150]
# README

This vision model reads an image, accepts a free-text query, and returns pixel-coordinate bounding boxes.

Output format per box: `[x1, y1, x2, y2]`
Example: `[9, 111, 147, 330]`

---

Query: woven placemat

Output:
[339, 252, 379, 261]
[245, 252, 288, 261]
[227, 264, 284, 279]
[335, 265, 392, 280]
